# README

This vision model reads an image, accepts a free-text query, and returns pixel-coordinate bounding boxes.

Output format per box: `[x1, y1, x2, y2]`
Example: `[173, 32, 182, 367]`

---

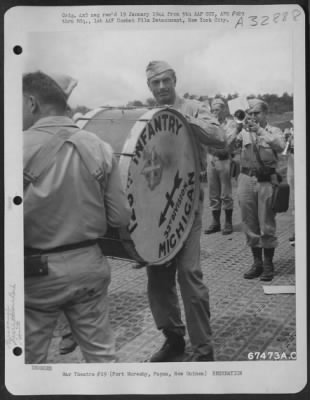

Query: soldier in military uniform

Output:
[145, 60, 227, 362]
[228, 98, 285, 281]
[284, 125, 295, 246]
[205, 98, 235, 235]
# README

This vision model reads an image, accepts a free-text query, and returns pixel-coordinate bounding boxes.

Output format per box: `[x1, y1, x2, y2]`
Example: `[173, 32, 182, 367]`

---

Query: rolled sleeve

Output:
[187, 111, 226, 149]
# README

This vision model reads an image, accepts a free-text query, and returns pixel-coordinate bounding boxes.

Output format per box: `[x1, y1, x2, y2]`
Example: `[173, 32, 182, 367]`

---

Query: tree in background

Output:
[146, 97, 156, 107]
[126, 100, 144, 107]
[71, 105, 91, 116]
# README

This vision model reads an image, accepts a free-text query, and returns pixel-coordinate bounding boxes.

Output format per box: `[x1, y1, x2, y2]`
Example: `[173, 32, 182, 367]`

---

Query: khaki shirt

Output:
[172, 95, 226, 169]
[232, 124, 285, 169]
[208, 118, 237, 159]
[24, 116, 131, 249]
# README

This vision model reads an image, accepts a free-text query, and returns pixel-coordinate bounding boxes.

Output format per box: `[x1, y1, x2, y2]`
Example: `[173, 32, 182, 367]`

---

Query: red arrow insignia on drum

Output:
[159, 171, 183, 227]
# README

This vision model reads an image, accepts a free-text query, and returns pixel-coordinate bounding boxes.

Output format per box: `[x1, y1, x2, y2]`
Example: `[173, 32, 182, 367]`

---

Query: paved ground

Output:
[47, 181, 296, 364]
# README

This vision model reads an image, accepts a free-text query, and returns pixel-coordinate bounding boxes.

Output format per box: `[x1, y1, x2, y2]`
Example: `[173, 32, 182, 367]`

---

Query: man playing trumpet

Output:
[229, 98, 285, 281]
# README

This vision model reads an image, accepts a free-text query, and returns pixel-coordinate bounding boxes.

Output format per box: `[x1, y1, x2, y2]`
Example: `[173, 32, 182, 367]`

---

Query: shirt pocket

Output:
[241, 144, 252, 164]
[258, 145, 276, 164]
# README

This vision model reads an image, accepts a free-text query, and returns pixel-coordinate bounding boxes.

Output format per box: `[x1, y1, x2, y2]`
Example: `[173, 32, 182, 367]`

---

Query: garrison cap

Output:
[211, 98, 226, 108]
[247, 98, 268, 112]
[146, 60, 175, 81]
[49, 73, 78, 99]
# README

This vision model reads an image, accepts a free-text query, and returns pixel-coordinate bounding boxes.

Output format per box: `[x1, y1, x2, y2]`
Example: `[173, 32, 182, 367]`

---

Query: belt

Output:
[241, 167, 257, 176]
[211, 153, 229, 161]
[241, 167, 276, 182]
[25, 239, 98, 255]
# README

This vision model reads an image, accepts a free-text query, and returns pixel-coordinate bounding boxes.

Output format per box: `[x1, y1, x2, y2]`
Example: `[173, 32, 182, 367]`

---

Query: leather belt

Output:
[25, 239, 98, 255]
[241, 167, 276, 182]
[241, 167, 257, 176]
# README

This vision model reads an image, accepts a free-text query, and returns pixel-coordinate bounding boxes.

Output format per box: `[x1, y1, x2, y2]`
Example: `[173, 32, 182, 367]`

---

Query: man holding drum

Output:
[23, 71, 131, 363]
[145, 60, 227, 362]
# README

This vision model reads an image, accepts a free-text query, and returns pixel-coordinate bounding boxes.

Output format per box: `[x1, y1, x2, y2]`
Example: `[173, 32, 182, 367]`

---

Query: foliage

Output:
[71, 105, 91, 116]
[72, 93, 293, 115]
[182, 92, 293, 113]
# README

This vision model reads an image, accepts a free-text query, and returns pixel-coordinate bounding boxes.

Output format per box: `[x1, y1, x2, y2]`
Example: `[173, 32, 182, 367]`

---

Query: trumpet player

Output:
[228, 99, 285, 281]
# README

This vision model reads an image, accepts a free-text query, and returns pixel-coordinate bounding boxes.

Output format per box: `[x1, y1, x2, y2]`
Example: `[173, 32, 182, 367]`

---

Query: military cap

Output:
[211, 97, 226, 108]
[49, 73, 78, 99]
[247, 98, 268, 112]
[146, 60, 175, 81]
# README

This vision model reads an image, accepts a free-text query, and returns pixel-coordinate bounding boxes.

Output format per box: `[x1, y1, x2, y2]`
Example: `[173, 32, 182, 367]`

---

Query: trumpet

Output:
[233, 110, 258, 132]
[282, 140, 291, 155]
[233, 109, 247, 124]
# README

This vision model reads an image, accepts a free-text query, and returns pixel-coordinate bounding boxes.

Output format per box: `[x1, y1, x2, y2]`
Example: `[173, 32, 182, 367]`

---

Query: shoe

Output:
[205, 223, 221, 234]
[243, 248, 263, 279]
[222, 223, 233, 235]
[289, 234, 295, 242]
[260, 248, 275, 281]
[244, 261, 263, 279]
[183, 351, 214, 362]
[59, 333, 78, 355]
[205, 210, 221, 234]
[289, 234, 295, 247]
[149, 334, 185, 362]
[222, 210, 233, 235]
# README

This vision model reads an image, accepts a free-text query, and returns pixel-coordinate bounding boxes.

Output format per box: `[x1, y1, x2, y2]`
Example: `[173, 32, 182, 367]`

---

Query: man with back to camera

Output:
[204, 97, 234, 235]
[23, 71, 131, 363]
[145, 60, 231, 362]
[228, 98, 285, 282]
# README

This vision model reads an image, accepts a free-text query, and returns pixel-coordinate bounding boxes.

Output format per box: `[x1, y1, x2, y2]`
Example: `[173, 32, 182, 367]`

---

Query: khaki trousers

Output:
[207, 158, 233, 211]
[147, 199, 213, 357]
[25, 244, 115, 363]
[237, 173, 278, 248]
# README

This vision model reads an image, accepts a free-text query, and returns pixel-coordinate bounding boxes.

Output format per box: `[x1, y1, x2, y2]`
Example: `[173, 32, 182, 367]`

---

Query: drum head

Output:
[119, 107, 200, 265]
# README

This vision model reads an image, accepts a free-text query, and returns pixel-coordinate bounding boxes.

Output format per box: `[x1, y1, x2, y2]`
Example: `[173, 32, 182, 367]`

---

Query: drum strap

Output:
[24, 129, 106, 190]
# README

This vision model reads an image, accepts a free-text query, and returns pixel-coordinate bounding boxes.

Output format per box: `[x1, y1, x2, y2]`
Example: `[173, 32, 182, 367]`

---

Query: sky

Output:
[24, 27, 293, 109]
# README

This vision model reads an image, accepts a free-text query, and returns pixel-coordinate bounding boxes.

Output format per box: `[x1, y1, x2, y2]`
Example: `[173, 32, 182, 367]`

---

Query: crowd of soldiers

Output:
[23, 61, 294, 364]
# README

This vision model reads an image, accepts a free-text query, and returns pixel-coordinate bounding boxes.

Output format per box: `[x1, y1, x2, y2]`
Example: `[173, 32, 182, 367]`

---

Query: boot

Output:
[183, 350, 215, 362]
[243, 248, 263, 279]
[222, 209, 233, 235]
[204, 210, 221, 234]
[260, 248, 275, 281]
[59, 333, 78, 355]
[149, 331, 185, 362]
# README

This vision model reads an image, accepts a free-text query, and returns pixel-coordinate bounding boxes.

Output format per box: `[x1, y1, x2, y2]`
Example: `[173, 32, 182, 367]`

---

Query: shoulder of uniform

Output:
[76, 129, 114, 166]
[266, 124, 282, 134]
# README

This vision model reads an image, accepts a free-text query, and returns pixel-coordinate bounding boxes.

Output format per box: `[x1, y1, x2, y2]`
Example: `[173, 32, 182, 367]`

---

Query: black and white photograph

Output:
[4, 3, 307, 396]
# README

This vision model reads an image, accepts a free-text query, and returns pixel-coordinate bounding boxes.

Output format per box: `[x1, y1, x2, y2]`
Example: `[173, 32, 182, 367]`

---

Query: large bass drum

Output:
[76, 107, 200, 265]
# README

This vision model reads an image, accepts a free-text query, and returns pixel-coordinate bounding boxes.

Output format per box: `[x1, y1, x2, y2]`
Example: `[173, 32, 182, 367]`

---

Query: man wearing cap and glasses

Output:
[228, 98, 285, 282]
[204, 97, 235, 235]
[145, 60, 227, 362]
[23, 71, 131, 363]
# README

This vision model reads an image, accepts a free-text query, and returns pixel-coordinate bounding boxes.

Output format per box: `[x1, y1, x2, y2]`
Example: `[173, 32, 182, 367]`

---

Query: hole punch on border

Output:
[13, 45, 23, 55]
[13, 347, 23, 356]
[13, 196, 23, 205]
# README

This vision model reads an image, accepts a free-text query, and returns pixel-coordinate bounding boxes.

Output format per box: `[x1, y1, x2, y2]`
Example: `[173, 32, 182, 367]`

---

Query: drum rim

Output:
[118, 106, 201, 265]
